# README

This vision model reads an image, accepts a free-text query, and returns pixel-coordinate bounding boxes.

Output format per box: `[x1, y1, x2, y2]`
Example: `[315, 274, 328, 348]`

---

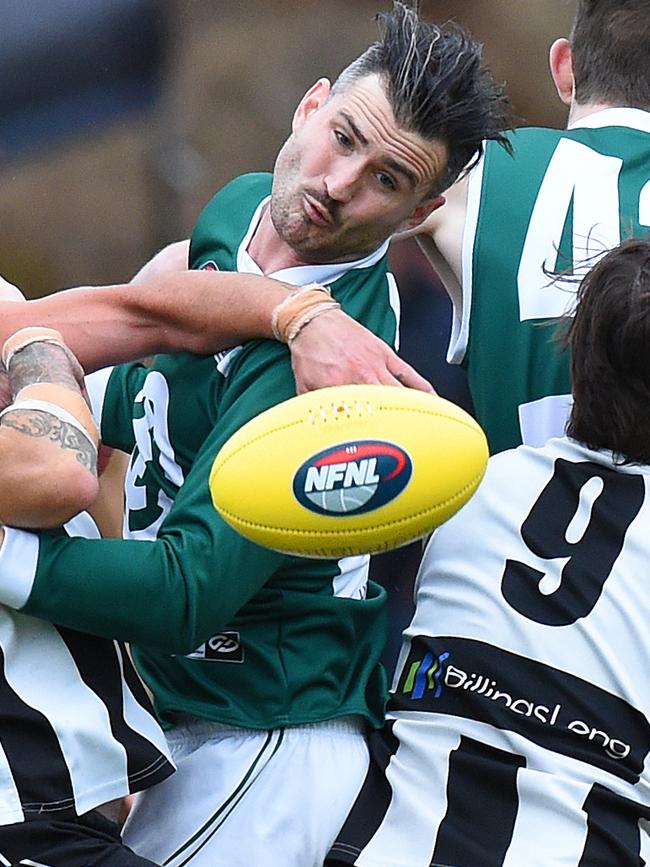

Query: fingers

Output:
[292, 352, 434, 394]
[390, 361, 435, 393]
[290, 307, 434, 394]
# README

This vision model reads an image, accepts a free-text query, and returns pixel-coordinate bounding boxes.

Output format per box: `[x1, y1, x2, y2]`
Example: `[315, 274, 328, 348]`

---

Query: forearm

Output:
[0, 330, 99, 527]
[0, 526, 279, 654]
[0, 271, 292, 372]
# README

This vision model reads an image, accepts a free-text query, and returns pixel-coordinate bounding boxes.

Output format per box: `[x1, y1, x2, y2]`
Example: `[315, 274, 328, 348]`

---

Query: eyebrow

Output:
[339, 111, 418, 190]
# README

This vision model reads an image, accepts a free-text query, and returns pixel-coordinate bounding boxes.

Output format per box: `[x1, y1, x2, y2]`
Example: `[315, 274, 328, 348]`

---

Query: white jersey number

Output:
[517, 139, 624, 322]
[124, 371, 184, 540]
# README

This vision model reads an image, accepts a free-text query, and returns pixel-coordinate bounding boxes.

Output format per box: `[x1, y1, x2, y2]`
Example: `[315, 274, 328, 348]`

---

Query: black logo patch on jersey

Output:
[185, 632, 244, 663]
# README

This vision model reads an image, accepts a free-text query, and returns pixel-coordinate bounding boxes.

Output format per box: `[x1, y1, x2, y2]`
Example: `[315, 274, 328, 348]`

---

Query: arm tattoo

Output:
[8, 342, 80, 398]
[1, 410, 97, 473]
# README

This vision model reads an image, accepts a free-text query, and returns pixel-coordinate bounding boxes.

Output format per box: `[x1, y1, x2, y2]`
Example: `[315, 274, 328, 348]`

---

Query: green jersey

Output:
[451, 108, 650, 454]
[6, 173, 401, 730]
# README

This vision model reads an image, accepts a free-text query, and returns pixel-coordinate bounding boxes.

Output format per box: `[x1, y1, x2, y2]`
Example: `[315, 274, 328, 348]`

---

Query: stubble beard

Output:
[270, 137, 342, 263]
[270, 138, 388, 264]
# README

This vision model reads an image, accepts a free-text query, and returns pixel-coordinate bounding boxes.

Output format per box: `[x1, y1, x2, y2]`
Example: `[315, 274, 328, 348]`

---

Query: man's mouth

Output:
[303, 193, 334, 227]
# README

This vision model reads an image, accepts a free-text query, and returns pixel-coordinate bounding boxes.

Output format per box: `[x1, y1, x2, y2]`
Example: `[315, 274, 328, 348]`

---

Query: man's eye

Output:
[377, 173, 396, 191]
[334, 130, 352, 148]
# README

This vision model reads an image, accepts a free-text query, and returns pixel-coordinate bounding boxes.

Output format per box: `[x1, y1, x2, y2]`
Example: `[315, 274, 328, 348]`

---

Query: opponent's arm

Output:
[0, 237, 432, 391]
[0, 328, 99, 528]
[0, 269, 291, 373]
[0, 292, 420, 644]
[0, 354, 294, 652]
[86, 447, 129, 538]
[402, 173, 469, 285]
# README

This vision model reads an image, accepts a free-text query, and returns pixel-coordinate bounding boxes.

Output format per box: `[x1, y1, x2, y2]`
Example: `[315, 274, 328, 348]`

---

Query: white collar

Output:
[237, 195, 389, 287]
[568, 106, 650, 134]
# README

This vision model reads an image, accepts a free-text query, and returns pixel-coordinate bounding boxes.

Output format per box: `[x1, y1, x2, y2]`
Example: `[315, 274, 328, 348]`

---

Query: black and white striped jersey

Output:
[328, 438, 650, 866]
[0, 515, 173, 826]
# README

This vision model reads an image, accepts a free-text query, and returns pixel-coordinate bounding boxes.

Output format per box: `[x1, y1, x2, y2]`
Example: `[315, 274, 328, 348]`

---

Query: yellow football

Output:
[209, 384, 488, 558]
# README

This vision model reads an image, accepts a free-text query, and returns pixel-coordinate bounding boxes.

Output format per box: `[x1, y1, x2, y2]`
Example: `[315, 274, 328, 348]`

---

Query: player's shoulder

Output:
[190, 172, 273, 266]
[198, 172, 273, 214]
[476, 438, 562, 497]
[485, 436, 617, 489]
[486, 125, 566, 161]
[219, 171, 273, 198]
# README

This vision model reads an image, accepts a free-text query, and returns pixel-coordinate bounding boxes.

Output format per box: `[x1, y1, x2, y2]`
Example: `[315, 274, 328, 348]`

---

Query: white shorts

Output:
[122, 715, 369, 867]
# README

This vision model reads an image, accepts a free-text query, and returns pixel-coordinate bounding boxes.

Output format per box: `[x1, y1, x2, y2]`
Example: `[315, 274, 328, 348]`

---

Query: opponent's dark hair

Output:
[565, 237, 650, 464]
[331, 1, 512, 196]
[571, 0, 650, 109]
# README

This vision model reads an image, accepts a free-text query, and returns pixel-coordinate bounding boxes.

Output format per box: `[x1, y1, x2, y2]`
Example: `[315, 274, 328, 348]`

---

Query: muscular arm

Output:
[395, 174, 469, 312]
[0, 337, 99, 528]
[0, 275, 407, 649]
[0, 270, 291, 374]
[0, 267, 430, 392]
[0, 351, 294, 653]
[412, 174, 469, 283]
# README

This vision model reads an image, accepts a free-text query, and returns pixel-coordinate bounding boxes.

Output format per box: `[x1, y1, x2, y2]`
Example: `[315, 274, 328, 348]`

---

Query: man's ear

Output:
[401, 195, 446, 234]
[549, 38, 574, 106]
[292, 78, 332, 132]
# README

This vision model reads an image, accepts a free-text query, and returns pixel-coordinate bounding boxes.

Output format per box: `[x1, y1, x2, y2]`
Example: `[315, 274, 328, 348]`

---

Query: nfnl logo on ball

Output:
[293, 440, 412, 516]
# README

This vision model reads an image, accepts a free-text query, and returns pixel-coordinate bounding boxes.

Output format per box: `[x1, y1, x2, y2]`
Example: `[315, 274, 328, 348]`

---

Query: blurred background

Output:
[0, 0, 575, 292]
[0, 0, 575, 662]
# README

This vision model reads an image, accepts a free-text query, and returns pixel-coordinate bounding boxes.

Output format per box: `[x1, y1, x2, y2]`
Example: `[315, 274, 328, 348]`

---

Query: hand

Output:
[130, 240, 191, 284]
[290, 307, 434, 394]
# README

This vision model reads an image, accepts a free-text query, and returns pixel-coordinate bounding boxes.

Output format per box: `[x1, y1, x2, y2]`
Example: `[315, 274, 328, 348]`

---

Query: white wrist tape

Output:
[13, 383, 98, 445]
[0, 399, 98, 456]
[271, 284, 340, 344]
[2, 327, 70, 370]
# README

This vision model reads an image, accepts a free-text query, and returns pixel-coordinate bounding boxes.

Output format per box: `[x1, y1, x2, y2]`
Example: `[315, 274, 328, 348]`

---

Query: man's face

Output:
[270, 74, 447, 264]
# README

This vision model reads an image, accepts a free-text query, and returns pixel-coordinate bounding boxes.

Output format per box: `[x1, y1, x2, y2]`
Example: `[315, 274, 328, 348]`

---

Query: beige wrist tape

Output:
[271, 284, 340, 345]
[0, 398, 98, 456]
[2, 327, 70, 370]
[12, 384, 98, 448]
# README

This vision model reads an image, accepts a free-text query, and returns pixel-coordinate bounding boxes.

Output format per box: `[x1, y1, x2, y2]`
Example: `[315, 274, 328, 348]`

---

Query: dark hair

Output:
[571, 0, 650, 109]
[331, 1, 512, 196]
[566, 237, 650, 463]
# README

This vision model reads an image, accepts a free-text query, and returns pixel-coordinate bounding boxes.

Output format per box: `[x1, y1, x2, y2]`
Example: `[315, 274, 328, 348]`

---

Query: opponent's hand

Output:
[130, 240, 191, 285]
[290, 307, 434, 394]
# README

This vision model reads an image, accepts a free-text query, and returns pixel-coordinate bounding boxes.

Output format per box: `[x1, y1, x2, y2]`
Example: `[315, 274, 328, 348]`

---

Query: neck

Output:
[566, 99, 621, 126]
[247, 206, 306, 274]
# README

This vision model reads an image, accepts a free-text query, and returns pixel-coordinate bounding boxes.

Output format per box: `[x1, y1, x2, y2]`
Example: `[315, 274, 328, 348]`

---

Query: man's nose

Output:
[323, 157, 365, 203]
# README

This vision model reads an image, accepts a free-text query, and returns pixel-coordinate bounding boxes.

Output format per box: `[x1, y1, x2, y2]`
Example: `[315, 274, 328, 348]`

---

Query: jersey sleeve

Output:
[90, 362, 148, 453]
[0, 243, 397, 655]
[1, 346, 298, 655]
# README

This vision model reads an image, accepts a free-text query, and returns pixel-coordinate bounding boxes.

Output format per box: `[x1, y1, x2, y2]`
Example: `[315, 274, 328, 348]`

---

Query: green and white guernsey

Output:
[451, 108, 650, 454]
[0, 173, 402, 731]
